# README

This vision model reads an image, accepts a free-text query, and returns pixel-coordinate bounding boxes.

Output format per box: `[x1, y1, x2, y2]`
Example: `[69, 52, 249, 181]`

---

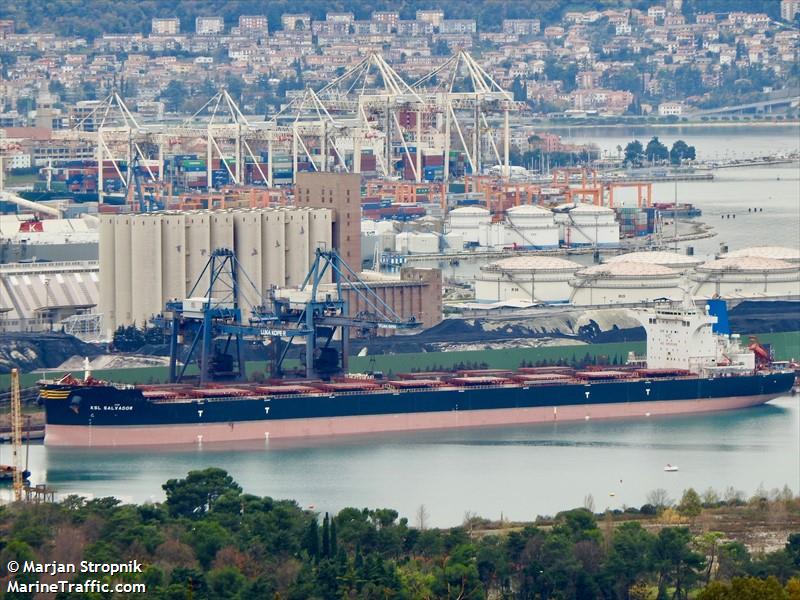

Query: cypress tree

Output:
[330, 518, 338, 557]
[304, 519, 319, 560]
[322, 512, 331, 557]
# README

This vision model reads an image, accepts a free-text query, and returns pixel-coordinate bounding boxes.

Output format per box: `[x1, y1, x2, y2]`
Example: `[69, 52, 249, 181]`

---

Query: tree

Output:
[652, 527, 704, 600]
[159, 80, 188, 113]
[647, 488, 673, 510]
[624, 140, 644, 166]
[670, 140, 697, 165]
[162, 468, 242, 519]
[605, 521, 655, 599]
[677, 488, 703, 518]
[511, 75, 527, 101]
[645, 136, 669, 163]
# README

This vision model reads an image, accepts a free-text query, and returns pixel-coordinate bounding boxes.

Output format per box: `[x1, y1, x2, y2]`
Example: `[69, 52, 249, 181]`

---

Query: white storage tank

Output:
[560, 204, 619, 247]
[690, 256, 800, 298]
[478, 222, 506, 249]
[113, 215, 132, 327]
[395, 231, 439, 254]
[570, 262, 681, 306]
[233, 211, 263, 313]
[720, 246, 800, 264]
[475, 256, 580, 304]
[98, 215, 116, 336]
[161, 213, 186, 303]
[443, 231, 464, 251]
[261, 209, 286, 289]
[308, 208, 332, 283]
[504, 205, 559, 249]
[284, 209, 309, 286]
[185, 212, 211, 296]
[130, 215, 163, 326]
[447, 206, 490, 244]
[606, 250, 703, 273]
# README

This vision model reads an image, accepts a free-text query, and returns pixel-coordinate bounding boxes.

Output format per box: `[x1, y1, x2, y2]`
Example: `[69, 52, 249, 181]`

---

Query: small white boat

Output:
[664, 464, 679, 472]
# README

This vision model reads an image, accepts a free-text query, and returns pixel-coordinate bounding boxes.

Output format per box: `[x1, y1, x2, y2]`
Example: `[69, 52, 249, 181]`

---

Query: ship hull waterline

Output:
[44, 392, 783, 448]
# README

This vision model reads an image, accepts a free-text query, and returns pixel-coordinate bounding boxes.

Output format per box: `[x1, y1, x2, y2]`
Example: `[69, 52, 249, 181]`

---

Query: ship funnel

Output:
[83, 357, 91, 381]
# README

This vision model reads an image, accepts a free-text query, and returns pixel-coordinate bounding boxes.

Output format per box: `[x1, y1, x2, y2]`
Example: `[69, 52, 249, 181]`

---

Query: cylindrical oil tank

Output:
[131, 214, 163, 326]
[308, 208, 332, 283]
[98, 215, 116, 336]
[261, 209, 286, 289]
[185, 212, 211, 296]
[233, 210, 263, 314]
[161, 213, 186, 303]
[113, 215, 132, 326]
[284, 208, 309, 286]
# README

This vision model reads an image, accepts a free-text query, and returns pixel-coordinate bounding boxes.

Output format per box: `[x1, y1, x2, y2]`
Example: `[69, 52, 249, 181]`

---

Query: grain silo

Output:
[689, 256, 800, 298]
[570, 262, 681, 306]
[284, 208, 310, 286]
[161, 213, 186, 302]
[308, 208, 333, 283]
[210, 211, 234, 252]
[504, 205, 559, 249]
[261, 209, 286, 288]
[606, 250, 703, 273]
[447, 206, 490, 244]
[130, 214, 163, 326]
[113, 215, 132, 327]
[185, 212, 211, 295]
[475, 256, 580, 303]
[233, 210, 263, 311]
[98, 215, 116, 336]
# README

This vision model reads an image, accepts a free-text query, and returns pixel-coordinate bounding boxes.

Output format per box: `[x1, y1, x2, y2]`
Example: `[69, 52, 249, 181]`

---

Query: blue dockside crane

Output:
[157, 247, 419, 384]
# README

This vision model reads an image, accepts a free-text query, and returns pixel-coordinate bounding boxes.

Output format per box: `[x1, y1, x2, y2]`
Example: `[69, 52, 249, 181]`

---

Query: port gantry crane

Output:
[158, 247, 419, 384]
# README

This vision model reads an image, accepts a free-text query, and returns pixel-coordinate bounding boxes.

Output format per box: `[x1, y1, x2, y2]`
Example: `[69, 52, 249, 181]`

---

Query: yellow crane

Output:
[10, 368, 23, 502]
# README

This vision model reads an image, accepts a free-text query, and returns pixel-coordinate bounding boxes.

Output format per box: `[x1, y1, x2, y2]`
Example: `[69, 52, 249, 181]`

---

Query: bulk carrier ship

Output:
[39, 298, 794, 447]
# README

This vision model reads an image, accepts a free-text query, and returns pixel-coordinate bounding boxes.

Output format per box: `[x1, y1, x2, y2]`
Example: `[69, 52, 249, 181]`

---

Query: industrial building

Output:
[294, 172, 362, 269]
[98, 207, 333, 338]
[474, 256, 579, 304]
[0, 260, 98, 330]
[689, 256, 800, 299]
[569, 262, 682, 306]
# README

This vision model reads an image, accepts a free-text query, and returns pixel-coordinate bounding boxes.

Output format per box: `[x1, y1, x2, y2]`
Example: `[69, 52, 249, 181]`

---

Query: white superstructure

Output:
[634, 299, 756, 376]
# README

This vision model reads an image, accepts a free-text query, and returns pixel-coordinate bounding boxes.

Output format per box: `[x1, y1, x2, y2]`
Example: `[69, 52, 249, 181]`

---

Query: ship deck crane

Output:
[158, 248, 419, 384]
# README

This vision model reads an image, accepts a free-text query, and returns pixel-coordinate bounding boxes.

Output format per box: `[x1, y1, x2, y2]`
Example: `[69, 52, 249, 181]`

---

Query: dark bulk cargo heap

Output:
[40, 297, 794, 447]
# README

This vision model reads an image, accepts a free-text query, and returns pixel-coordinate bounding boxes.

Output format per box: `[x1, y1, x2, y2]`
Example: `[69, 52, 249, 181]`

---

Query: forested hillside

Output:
[0, 468, 799, 599]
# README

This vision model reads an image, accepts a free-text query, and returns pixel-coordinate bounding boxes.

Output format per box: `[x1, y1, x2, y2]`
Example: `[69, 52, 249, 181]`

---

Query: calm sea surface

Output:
[14, 126, 800, 526]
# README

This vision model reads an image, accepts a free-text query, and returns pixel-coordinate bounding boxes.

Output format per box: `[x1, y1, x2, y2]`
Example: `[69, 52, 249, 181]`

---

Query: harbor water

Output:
[21, 395, 800, 527]
[10, 125, 800, 526]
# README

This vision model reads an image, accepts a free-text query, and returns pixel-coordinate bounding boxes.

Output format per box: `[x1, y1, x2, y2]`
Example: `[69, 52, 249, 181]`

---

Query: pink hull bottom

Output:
[45, 394, 781, 447]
